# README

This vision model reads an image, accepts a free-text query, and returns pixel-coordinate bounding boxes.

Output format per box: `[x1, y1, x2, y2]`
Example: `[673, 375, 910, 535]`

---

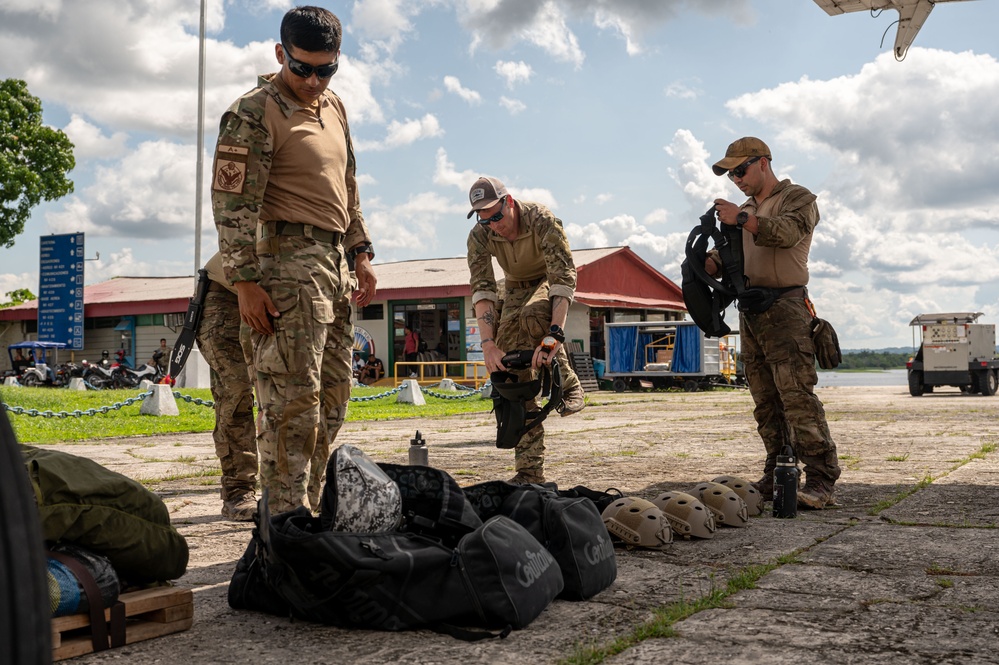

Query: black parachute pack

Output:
[681, 206, 744, 337]
[229, 464, 564, 639]
[463, 480, 618, 601]
[490, 350, 563, 449]
[681, 206, 800, 336]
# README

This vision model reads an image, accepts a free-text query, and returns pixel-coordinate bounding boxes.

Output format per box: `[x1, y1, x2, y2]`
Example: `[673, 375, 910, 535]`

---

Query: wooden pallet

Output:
[569, 352, 600, 392]
[52, 586, 193, 661]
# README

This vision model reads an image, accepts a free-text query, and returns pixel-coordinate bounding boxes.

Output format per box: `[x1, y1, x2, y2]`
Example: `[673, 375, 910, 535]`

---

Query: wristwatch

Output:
[548, 324, 565, 343]
[736, 212, 749, 230]
[348, 243, 375, 260]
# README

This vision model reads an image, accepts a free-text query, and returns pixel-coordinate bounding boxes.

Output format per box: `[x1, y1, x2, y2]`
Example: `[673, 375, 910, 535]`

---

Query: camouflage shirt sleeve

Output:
[337, 97, 372, 254]
[534, 208, 576, 302]
[467, 226, 498, 305]
[751, 182, 819, 250]
[211, 87, 272, 285]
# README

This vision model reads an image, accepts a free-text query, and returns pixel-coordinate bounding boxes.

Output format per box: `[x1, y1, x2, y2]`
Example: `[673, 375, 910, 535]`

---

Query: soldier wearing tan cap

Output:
[707, 138, 841, 510]
[466, 175, 586, 484]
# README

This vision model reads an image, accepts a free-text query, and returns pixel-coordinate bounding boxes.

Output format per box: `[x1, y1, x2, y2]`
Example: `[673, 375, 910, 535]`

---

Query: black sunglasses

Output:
[728, 156, 762, 180]
[477, 197, 506, 225]
[282, 44, 338, 79]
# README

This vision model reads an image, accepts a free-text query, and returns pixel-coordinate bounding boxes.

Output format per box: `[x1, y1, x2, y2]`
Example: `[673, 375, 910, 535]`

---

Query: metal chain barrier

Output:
[172, 391, 216, 408]
[350, 384, 404, 402]
[1, 390, 153, 418]
[421, 382, 491, 400]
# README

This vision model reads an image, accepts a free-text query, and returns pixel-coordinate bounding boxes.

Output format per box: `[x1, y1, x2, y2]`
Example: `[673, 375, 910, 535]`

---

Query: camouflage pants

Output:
[495, 281, 581, 475]
[247, 234, 353, 513]
[195, 287, 257, 501]
[740, 299, 841, 483]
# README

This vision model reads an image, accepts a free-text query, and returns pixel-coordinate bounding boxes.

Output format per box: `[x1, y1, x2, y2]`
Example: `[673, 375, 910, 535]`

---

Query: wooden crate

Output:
[52, 586, 193, 661]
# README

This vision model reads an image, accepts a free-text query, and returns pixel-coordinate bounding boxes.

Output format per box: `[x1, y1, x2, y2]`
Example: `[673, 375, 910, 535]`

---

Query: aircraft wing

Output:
[813, 0, 971, 59]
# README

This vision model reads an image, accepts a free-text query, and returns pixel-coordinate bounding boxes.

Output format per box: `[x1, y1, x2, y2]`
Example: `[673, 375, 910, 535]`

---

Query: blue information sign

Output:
[38, 233, 85, 350]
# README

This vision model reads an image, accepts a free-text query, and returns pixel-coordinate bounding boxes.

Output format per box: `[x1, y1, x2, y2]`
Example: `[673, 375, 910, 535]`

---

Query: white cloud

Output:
[363, 191, 467, 258]
[433, 148, 478, 190]
[47, 140, 199, 239]
[665, 79, 702, 100]
[443, 75, 482, 105]
[499, 96, 526, 114]
[62, 115, 129, 161]
[494, 60, 533, 87]
[355, 114, 443, 151]
[595, 193, 613, 205]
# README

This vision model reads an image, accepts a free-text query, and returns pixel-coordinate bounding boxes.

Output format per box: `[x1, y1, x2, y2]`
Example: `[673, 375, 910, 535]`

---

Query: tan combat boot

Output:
[558, 383, 586, 417]
[798, 475, 835, 510]
[221, 492, 257, 521]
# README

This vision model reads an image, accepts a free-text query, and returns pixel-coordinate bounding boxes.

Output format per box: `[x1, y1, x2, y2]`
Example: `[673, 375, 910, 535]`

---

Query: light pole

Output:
[194, 0, 207, 276]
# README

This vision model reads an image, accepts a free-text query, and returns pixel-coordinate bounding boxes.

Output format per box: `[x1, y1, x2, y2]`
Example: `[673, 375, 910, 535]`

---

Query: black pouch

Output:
[736, 287, 780, 314]
[811, 318, 842, 369]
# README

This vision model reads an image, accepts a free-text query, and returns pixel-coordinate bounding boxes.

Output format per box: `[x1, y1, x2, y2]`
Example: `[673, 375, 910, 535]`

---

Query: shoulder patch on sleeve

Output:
[213, 145, 248, 194]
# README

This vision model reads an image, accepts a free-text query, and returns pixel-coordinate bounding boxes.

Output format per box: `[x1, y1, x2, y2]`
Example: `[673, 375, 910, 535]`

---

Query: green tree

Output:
[0, 78, 75, 248]
[0, 288, 36, 308]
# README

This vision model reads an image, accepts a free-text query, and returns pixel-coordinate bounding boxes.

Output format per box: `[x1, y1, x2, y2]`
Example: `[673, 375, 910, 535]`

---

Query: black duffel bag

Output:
[464, 481, 617, 601]
[229, 503, 563, 635]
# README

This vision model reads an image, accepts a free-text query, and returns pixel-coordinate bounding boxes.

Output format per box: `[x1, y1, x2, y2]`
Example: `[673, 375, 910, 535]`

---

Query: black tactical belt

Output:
[265, 220, 344, 246]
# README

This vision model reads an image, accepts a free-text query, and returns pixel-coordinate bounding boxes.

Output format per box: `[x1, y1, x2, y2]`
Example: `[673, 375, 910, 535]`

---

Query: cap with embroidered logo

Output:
[712, 137, 772, 176]
[467, 176, 509, 219]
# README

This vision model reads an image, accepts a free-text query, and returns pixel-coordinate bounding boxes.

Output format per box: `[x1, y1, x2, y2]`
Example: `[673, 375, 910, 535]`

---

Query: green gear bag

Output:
[21, 446, 189, 584]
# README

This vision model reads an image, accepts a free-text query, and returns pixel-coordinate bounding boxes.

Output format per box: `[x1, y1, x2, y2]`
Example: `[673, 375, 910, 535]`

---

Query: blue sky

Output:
[1, 0, 997, 349]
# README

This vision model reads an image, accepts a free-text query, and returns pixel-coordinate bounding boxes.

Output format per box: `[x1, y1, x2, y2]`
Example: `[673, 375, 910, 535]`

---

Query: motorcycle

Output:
[112, 350, 166, 389]
[81, 361, 116, 389]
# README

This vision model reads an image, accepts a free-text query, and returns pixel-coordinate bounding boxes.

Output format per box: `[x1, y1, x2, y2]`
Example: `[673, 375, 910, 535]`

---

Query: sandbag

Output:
[22, 446, 188, 583]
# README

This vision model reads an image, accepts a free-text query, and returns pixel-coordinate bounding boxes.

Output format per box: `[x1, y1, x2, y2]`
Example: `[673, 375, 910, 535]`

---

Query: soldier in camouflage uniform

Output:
[212, 6, 376, 514]
[197, 253, 258, 521]
[708, 137, 841, 509]
[467, 176, 586, 485]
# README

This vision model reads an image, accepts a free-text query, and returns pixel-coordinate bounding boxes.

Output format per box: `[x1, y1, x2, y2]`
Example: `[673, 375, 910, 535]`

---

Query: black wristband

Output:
[548, 325, 565, 343]
[349, 243, 374, 259]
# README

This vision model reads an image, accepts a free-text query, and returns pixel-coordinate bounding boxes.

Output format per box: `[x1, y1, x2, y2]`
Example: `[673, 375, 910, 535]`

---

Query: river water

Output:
[817, 368, 907, 387]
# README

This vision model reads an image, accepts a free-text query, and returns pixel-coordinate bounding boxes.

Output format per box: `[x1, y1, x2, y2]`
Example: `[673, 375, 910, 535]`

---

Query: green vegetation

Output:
[0, 78, 76, 248]
[0, 385, 493, 444]
[835, 350, 912, 370]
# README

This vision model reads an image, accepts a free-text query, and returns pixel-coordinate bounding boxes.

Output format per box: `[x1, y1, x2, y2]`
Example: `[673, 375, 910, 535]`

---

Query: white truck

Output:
[906, 312, 999, 396]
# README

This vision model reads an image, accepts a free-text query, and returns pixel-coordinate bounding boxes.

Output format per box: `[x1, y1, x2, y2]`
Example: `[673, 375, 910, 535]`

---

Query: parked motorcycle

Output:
[81, 361, 116, 390]
[112, 350, 166, 389]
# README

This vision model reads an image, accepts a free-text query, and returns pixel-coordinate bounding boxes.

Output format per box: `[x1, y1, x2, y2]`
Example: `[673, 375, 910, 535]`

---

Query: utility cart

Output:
[602, 320, 742, 392]
[906, 312, 999, 396]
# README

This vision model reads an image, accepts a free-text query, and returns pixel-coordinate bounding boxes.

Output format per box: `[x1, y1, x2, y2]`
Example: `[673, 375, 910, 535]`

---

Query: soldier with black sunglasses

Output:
[706, 137, 841, 510]
[466, 176, 587, 485]
[211, 6, 377, 514]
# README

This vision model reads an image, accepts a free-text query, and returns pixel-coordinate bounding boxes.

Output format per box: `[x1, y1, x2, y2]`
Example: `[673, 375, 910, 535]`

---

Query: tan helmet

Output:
[711, 475, 765, 516]
[651, 491, 716, 539]
[600, 497, 672, 550]
[692, 482, 750, 527]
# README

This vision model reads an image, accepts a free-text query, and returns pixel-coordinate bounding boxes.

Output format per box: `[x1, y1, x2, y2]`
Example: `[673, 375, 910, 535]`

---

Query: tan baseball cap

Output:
[712, 137, 772, 176]
[467, 176, 508, 219]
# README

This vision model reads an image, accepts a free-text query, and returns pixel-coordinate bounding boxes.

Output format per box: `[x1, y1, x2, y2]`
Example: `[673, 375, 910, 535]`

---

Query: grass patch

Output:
[869, 474, 934, 516]
[561, 559, 789, 665]
[886, 453, 910, 462]
[1, 385, 494, 444]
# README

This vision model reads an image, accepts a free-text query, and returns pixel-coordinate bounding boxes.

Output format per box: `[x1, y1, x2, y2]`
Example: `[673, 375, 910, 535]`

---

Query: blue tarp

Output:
[672, 326, 701, 373]
[608, 326, 638, 373]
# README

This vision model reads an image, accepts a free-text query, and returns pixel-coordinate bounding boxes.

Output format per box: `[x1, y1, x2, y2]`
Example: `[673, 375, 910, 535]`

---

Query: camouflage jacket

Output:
[212, 73, 370, 285]
[738, 179, 819, 289]
[466, 200, 576, 305]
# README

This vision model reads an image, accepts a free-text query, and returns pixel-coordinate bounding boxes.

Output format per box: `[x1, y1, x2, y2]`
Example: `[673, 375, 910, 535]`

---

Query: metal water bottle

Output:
[409, 430, 429, 466]
[773, 444, 799, 519]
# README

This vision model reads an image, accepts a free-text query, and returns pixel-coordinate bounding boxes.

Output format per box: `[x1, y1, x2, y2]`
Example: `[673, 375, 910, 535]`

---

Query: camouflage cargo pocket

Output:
[252, 290, 306, 376]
